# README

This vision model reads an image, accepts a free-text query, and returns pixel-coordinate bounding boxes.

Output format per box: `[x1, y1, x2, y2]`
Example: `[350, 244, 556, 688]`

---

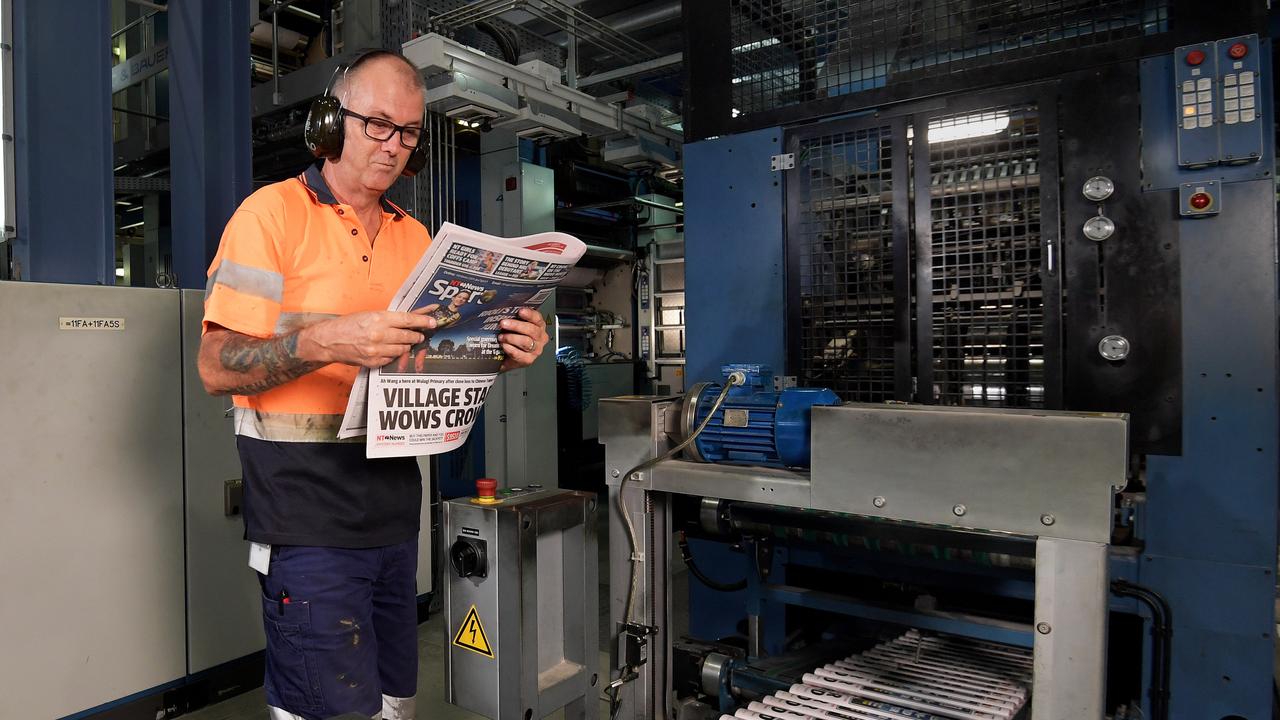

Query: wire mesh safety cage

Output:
[794, 124, 900, 402]
[728, 0, 1169, 118]
[788, 98, 1055, 408]
[923, 103, 1047, 408]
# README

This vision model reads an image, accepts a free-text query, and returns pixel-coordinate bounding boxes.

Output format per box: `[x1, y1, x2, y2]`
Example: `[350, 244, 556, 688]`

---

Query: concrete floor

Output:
[184, 500, 688, 720]
[182, 610, 611, 720]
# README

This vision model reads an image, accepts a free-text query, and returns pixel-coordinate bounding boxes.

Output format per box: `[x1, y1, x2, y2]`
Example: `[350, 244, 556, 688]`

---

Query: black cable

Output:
[1112, 579, 1172, 720]
[473, 21, 519, 64]
[678, 531, 747, 592]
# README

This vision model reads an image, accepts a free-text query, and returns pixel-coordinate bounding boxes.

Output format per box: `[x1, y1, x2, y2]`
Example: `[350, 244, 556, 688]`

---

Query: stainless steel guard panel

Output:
[811, 404, 1128, 542]
[647, 460, 812, 509]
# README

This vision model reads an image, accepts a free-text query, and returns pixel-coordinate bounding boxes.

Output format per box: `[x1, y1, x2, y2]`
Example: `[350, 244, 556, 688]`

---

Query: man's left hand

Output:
[498, 307, 550, 372]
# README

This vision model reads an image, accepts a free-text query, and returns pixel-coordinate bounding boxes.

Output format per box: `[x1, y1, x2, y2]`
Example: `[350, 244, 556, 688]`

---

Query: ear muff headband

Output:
[304, 50, 429, 178]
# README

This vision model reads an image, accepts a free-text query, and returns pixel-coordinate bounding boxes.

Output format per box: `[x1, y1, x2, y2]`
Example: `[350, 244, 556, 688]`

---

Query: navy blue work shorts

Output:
[257, 539, 419, 719]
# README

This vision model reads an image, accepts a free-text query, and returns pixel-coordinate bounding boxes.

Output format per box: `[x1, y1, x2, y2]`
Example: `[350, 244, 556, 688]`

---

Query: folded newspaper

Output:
[338, 222, 586, 457]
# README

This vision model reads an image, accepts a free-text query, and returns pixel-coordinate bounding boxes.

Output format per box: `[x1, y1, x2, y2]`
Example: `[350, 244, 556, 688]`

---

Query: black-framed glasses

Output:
[342, 109, 424, 149]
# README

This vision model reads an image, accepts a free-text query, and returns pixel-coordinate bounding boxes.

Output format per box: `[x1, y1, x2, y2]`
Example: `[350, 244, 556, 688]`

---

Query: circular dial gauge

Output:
[1082, 176, 1115, 202]
[1083, 215, 1116, 241]
[1098, 335, 1131, 362]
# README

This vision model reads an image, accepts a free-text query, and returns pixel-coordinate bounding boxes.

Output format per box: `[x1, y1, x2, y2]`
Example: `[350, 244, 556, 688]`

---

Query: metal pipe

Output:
[271, 1, 283, 106]
[546, 1, 681, 48]
[747, 614, 763, 658]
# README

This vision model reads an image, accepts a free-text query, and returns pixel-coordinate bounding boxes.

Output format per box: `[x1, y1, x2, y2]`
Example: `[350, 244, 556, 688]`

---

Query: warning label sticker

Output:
[452, 604, 494, 659]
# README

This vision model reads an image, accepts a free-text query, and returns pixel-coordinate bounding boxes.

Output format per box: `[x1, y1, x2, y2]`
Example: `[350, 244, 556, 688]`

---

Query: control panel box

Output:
[444, 485, 599, 720]
[1176, 34, 1264, 168]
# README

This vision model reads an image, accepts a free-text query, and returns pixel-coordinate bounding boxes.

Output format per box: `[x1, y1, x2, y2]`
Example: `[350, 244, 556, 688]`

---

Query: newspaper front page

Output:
[338, 222, 585, 457]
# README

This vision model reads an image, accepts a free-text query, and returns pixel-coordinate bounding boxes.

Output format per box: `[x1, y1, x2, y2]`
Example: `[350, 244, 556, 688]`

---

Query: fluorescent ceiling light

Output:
[733, 38, 780, 53]
[924, 112, 1010, 143]
[119, 220, 144, 230]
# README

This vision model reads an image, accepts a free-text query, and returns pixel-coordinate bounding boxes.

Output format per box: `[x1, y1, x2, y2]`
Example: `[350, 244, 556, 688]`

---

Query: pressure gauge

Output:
[1083, 215, 1116, 242]
[1082, 176, 1115, 202]
[1098, 335, 1131, 362]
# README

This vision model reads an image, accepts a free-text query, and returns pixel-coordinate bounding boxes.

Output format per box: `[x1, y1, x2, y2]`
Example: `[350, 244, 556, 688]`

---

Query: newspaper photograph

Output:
[338, 222, 586, 458]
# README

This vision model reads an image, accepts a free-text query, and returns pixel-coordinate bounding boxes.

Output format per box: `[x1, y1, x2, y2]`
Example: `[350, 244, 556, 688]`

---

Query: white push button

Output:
[1198, 116, 1213, 128]
[1197, 90, 1212, 102]
[1241, 96, 1255, 110]
[1241, 84, 1255, 97]
[1224, 87, 1239, 99]
[1224, 111, 1239, 125]
[1183, 117, 1197, 130]
[1225, 74, 1238, 86]
[1197, 78, 1212, 90]
[1241, 71, 1254, 84]
[1183, 80, 1195, 92]
[1198, 102, 1212, 114]
[1242, 109, 1255, 123]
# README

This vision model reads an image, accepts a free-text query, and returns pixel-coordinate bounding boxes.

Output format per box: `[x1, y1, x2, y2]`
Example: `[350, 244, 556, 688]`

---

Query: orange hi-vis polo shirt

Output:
[203, 164, 431, 442]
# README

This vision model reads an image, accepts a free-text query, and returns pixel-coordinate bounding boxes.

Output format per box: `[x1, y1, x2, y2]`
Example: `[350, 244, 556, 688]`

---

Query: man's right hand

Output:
[299, 308, 439, 368]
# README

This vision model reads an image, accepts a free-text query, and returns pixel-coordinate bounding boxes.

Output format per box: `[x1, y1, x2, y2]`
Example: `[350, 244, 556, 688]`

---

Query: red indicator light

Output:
[1228, 42, 1248, 60]
[1186, 49, 1206, 66]
[1189, 192, 1212, 210]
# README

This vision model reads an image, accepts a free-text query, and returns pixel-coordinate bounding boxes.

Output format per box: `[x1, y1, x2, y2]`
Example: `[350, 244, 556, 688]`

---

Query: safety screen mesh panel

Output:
[795, 126, 897, 402]
[728, 0, 1168, 117]
[924, 104, 1045, 407]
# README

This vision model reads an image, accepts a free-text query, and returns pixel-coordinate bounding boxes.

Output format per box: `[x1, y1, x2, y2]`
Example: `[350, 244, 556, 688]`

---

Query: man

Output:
[198, 51, 548, 720]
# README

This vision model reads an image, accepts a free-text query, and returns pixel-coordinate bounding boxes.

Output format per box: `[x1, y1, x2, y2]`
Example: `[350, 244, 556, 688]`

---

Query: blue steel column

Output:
[11, 0, 113, 284]
[169, 0, 251, 290]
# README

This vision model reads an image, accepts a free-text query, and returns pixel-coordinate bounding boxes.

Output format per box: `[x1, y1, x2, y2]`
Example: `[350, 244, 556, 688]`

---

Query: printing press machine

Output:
[596, 367, 1127, 720]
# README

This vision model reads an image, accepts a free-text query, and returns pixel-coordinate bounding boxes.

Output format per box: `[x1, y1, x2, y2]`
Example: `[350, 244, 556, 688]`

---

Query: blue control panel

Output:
[1175, 34, 1264, 168]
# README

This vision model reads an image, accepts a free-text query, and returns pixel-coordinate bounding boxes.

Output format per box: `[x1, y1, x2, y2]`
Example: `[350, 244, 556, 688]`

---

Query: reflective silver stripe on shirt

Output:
[382, 694, 416, 720]
[208, 259, 284, 303]
[234, 407, 360, 443]
[275, 311, 338, 334]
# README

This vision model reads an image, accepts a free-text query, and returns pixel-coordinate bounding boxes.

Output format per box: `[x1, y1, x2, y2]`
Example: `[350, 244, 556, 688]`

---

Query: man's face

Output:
[332, 58, 425, 194]
[450, 292, 471, 310]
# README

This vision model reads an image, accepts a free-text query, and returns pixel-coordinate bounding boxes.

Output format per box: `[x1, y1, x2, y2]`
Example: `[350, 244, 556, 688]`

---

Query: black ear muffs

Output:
[402, 137, 429, 178]
[304, 51, 431, 178]
[304, 94, 345, 160]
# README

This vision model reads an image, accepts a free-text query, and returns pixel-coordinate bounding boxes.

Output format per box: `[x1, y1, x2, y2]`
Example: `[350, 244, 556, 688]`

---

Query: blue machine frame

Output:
[684, 43, 1278, 720]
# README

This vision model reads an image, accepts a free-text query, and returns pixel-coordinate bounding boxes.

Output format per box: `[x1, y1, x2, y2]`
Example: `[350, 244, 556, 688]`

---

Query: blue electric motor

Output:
[682, 364, 840, 468]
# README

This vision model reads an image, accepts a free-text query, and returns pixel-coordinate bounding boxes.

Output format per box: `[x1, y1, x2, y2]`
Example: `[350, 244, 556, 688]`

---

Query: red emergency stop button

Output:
[1186, 49, 1206, 66]
[1189, 192, 1213, 211]
[1228, 42, 1249, 60]
[475, 477, 499, 503]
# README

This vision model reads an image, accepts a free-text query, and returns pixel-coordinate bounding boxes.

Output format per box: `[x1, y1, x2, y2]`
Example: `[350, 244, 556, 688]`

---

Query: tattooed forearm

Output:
[217, 331, 325, 395]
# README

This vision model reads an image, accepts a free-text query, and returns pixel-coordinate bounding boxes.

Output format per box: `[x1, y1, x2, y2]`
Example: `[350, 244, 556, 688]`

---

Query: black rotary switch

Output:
[449, 537, 487, 578]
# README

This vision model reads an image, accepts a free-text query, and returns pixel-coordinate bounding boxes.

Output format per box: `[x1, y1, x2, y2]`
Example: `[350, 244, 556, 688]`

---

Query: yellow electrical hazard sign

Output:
[452, 605, 494, 659]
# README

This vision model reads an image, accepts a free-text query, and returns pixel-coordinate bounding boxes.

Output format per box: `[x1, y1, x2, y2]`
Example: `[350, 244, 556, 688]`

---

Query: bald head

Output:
[333, 51, 426, 107]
